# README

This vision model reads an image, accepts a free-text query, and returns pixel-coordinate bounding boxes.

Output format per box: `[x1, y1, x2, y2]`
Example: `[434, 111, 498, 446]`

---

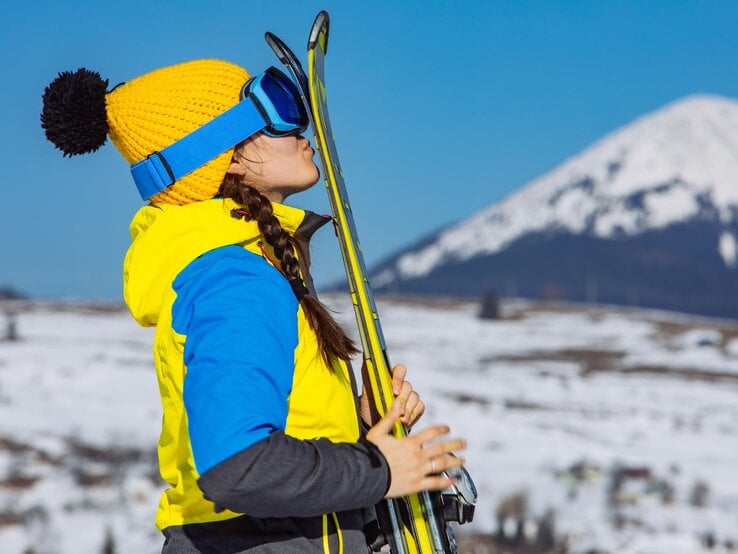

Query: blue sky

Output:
[2, 0, 738, 299]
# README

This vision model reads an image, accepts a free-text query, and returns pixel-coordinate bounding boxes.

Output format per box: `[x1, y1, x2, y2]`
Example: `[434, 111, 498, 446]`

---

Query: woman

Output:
[42, 59, 465, 553]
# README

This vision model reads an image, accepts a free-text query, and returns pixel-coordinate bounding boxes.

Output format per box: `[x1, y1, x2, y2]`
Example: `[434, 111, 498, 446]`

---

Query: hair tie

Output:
[289, 278, 310, 301]
[230, 208, 251, 220]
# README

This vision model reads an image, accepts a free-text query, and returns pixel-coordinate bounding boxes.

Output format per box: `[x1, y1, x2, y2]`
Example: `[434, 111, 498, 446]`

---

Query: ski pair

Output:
[265, 11, 477, 554]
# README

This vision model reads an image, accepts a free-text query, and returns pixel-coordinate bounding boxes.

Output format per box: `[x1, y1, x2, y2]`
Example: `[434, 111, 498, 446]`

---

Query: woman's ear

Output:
[227, 158, 246, 176]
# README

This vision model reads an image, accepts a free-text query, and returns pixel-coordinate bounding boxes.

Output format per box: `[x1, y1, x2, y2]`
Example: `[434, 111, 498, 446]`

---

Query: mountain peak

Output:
[661, 92, 737, 113]
[376, 94, 738, 283]
[375, 94, 738, 280]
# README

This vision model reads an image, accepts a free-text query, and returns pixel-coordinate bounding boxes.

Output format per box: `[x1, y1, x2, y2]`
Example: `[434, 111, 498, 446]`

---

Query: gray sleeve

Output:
[197, 431, 390, 518]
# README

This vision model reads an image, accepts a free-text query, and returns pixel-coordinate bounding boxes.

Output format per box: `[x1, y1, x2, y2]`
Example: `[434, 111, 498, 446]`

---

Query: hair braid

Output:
[220, 173, 358, 365]
[241, 187, 301, 282]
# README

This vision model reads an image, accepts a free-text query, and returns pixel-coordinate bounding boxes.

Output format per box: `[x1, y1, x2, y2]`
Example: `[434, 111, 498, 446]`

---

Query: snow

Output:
[719, 231, 737, 267]
[1, 297, 737, 553]
[0, 305, 161, 554]
[388, 95, 738, 281]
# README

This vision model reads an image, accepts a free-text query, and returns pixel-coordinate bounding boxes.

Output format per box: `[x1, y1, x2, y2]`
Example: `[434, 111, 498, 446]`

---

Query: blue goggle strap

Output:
[130, 97, 267, 201]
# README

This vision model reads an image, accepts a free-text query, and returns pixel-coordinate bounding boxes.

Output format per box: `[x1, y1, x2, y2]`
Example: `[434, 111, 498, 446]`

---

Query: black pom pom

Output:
[41, 68, 110, 156]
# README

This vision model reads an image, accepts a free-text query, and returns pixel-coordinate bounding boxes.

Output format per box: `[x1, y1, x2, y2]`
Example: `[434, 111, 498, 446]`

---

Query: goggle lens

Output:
[241, 68, 308, 136]
[262, 70, 306, 127]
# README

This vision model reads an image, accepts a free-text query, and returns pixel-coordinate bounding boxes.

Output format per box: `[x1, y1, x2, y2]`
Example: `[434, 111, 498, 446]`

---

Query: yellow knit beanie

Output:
[42, 59, 250, 205]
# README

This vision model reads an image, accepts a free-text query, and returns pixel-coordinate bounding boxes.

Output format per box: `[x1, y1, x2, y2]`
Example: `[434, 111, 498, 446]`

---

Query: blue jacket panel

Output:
[172, 245, 299, 475]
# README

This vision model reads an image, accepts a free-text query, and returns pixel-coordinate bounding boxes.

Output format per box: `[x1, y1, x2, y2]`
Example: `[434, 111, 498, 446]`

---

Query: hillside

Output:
[371, 95, 738, 318]
[0, 297, 737, 552]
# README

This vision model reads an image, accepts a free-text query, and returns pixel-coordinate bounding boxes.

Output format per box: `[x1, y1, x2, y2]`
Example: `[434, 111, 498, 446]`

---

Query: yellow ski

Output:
[266, 11, 476, 553]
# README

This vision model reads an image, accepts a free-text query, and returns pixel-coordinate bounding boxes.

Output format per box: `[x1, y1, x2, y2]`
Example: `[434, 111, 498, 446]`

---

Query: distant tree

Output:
[495, 491, 527, 544]
[700, 530, 717, 549]
[478, 290, 500, 320]
[0, 286, 26, 300]
[4, 312, 18, 341]
[101, 527, 117, 554]
[537, 509, 557, 549]
[1, 285, 26, 342]
[689, 480, 710, 508]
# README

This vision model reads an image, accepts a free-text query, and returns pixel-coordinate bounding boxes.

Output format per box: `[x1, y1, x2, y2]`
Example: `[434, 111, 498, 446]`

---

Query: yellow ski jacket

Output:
[123, 198, 388, 552]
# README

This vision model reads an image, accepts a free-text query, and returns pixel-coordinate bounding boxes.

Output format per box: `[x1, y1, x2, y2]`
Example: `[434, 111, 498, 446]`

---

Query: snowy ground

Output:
[0, 296, 736, 553]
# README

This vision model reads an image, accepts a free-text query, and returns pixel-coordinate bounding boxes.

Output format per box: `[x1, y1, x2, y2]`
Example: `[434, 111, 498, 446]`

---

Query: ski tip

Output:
[264, 32, 288, 64]
[307, 10, 330, 53]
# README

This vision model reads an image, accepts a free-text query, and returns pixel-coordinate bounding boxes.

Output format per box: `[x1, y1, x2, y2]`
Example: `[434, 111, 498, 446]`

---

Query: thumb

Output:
[371, 398, 404, 435]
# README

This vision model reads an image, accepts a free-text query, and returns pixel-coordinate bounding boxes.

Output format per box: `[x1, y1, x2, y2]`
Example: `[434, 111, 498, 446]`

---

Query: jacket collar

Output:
[124, 198, 330, 326]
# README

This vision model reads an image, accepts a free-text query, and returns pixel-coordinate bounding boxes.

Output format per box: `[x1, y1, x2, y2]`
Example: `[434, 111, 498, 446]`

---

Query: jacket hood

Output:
[123, 198, 323, 327]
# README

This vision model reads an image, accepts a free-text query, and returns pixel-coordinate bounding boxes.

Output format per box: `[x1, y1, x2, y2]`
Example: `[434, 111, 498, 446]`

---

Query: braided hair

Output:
[220, 172, 358, 365]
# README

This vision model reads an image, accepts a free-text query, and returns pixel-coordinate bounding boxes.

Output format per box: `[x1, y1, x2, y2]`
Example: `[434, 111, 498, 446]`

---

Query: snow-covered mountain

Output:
[371, 95, 738, 317]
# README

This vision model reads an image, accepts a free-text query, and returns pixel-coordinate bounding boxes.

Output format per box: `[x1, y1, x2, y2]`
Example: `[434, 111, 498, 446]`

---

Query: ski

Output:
[266, 11, 477, 554]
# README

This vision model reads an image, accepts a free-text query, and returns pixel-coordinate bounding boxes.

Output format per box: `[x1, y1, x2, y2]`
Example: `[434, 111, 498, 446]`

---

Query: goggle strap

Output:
[130, 97, 267, 200]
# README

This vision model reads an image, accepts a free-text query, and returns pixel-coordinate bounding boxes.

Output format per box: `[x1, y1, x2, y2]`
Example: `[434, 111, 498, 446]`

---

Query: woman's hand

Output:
[360, 363, 425, 429]
[365, 399, 466, 498]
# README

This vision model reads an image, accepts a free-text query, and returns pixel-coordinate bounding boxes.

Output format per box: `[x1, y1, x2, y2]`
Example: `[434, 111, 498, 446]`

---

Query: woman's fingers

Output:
[426, 453, 466, 475]
[423, 439, 467, 460]
[391, 364, 407, 395]
[419, 475, 456, 491]
[398, 381, 413, 403]
[368, 398, 404, 436]
[400, 386, 420, 425]
[412, 424, 451, 445]
[412, 402, 425, 424]
[369, 420, 467, 499]
[365, 367, 467, 499]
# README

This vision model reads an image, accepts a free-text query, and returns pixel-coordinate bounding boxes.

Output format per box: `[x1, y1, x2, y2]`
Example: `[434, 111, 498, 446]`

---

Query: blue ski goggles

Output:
[131, 67, 309, 200]
[240, 67, 308, 137]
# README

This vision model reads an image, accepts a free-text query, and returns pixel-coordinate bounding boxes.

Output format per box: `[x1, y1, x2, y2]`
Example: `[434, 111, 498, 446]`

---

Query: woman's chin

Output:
[282, 179, 319, 200]
[304, 165, 320, 187]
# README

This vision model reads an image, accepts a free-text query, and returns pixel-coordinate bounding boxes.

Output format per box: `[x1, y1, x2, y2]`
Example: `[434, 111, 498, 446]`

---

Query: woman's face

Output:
[227, 133, 320, 202]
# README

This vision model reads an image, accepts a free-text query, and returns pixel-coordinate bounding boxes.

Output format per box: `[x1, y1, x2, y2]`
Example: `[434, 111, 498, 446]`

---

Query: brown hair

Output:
[219, 172, 358, 365]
